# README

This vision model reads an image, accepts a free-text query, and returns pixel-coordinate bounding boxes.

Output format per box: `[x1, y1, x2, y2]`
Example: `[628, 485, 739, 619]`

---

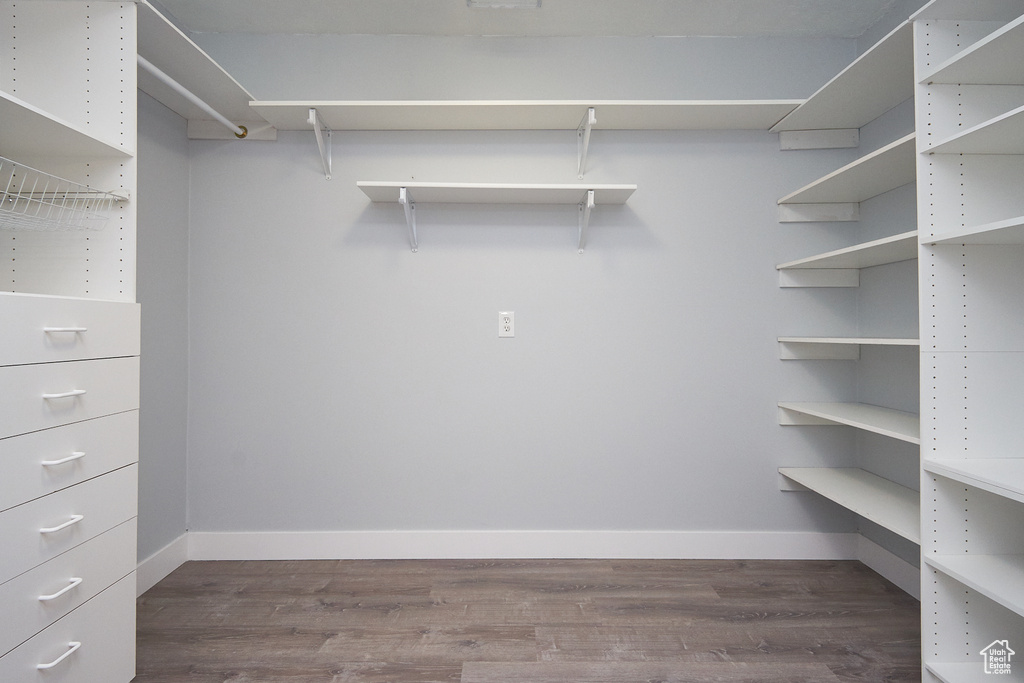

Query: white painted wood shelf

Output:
[925, 104, 1024, 154]
[920, 12, 1024, 85]
[928, 216, 1024, 245]
[0, 91, 130, 159]
[926, 554, 1024, 618]
[778, 133, 917, 205]
[779, 467, 920, 543]
[357, 182, 635, 205]
[250, 100, 802, 131]
[137, 0, 271, 138]
[778, 401, 921, 444]
[777, 231, 918, 270]
[778, 337, 918, 360]
[924, 662, 1009, 683]
[925, 459, 1024, 505]
[771, 21, 914, 133]
[912, 0, 1024, 24]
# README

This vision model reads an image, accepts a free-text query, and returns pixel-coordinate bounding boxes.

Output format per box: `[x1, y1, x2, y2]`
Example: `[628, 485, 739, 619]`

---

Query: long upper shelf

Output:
[771, 22, 914, 132]
[778, 133, 917, 205]
[779, 467, 920, 543]
[779, 401, 921, 444]
[357, 182, 635, 205]
[0, 91, 130, 159]
[920, 12, 1024, 85]
[250, 100, 802, 131]
[137, 0, 268, 133]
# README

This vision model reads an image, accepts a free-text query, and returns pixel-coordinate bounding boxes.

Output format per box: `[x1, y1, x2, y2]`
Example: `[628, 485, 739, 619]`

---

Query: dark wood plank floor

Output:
[134, 559, 920, 682]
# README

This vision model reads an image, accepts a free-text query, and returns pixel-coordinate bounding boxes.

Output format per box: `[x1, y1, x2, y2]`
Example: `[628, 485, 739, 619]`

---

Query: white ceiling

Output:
[155, 0, 899, 38]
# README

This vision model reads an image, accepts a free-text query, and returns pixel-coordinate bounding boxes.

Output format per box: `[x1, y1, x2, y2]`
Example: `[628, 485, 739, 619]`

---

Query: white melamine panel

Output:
[922, 13, 1024, 85]
[929, 216, 1024, 244]
[913, 0, 1024, 22]
[778, 133, 916, 205]
[778, 402, 920, 443]
[251, 100, 802, 131]
[927, 103, 1024, 154]
[925, 459, 1024, 504]
[0, 464, 136, 585]
[0, 573, 135, 682]
[777, 337, 918, 360]
[357, 181, 636, 205]
[776, 231, 917, 270]
[0, 293, 139, 367]
[0, 92, 130, 160]
[0, 357, 139, 440]
[0, 411, 138, 513]
[771, 22, 914, 132]
[778, 467, 920, 543]
[928, 554, 1024, 618]
[0, 519, 135, 658]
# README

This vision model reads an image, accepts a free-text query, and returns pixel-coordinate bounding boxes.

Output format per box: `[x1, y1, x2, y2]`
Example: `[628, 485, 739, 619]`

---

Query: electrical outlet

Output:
[498, 311, 514, 337]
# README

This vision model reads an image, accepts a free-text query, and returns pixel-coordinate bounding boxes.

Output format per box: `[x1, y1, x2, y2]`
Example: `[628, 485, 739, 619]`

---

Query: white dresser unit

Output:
[1, 1, 139, 680]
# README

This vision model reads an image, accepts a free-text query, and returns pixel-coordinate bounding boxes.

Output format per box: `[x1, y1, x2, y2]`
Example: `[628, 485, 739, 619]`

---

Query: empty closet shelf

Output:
[778, 401, 920, 444]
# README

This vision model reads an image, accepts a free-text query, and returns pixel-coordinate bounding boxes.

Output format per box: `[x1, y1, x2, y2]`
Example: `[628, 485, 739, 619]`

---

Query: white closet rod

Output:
[137, 55, 248, 138]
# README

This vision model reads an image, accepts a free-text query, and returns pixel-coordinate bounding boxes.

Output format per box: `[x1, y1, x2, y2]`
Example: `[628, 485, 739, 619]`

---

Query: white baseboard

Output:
[136, 532, 189, 596]
[855, 535, 920, 600]
[186, 529, 859, 562]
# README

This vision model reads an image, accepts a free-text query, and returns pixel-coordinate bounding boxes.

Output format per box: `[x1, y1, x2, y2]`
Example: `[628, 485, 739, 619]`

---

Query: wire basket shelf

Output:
[1, 156, 127, 231]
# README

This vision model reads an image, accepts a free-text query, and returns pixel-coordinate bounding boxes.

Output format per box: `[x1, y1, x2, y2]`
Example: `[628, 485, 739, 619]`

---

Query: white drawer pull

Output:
[36, 641, 81, 670]
[41, 451, 87, 467]
[43, 327, 88, 333]
[39, 514, 84, 534]
[38, 577, 83, 602]
[42, 389, 87, 400]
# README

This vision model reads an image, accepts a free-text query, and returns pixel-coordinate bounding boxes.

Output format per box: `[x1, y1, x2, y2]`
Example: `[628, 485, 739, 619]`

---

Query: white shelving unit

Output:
[775, 7, 921, 595]
[778, 467, 920, 543]
[916, 1, 1024, 679]
[357, 181, 636, 252]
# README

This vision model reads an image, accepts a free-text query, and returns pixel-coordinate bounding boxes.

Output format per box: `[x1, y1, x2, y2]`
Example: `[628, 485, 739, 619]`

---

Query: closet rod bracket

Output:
[399, 187, 418, 252]
[577, 189, 595, 254]
[577, 107, 596, 179]
[309, 108, 332, 180]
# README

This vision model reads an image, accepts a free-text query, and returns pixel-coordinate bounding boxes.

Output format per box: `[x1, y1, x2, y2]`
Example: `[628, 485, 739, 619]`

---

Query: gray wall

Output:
[137, 91, 190, 560]
[178, 34, 876, 536]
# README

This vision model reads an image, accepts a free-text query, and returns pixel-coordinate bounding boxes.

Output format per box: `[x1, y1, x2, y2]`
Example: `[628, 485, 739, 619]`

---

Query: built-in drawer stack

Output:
[0, 292, 139, 681]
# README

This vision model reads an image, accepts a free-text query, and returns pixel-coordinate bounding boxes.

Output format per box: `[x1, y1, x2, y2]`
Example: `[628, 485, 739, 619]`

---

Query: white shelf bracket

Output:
[577, 107, 596, 179]
[577, 189, 595, 254]
[399, 187, 418, 252]
[308, 108, 332, 180]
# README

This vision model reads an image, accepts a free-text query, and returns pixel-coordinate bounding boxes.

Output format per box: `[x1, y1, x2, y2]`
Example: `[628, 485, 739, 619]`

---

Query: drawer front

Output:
[0, 519, 136, 657]
[0, 293, 140, 367]
[0, 572, 136, 683]
[0, 411, 139, 513]
[0, 357, 139, 439]
[0, 464, 137, 584]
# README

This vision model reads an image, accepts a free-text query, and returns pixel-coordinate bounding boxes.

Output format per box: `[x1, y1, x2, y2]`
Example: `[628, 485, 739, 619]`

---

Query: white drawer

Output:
[0, 357, 139, 439]
[0, 293, 139, 367]
[0, 411, 139, 513]
[0, 464, 137, 585]
[0, 519, 136, 657]
[0, 572, 136, 683]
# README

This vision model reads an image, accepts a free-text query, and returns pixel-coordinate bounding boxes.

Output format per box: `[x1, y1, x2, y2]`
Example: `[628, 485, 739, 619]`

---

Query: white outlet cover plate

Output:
[499, 311, 514, 337]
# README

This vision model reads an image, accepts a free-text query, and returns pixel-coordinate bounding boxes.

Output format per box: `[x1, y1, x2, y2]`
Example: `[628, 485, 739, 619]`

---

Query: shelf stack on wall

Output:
[0, 1, 139, 680]
[914, 1, 1024, 680]
[771, 20, 922, 595]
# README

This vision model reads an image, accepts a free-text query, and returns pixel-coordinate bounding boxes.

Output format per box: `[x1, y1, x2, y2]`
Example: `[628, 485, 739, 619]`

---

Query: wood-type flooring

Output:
[134, 559, 920, 682]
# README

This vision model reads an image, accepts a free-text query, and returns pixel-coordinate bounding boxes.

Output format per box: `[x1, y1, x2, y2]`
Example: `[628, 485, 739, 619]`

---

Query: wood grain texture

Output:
[135, 559, 920, 682]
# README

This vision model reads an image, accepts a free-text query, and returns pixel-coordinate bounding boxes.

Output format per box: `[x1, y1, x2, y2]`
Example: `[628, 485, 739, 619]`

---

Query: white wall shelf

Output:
[927, 215, 1024, 244]
[777, 230, 917, 272]
[925, 459, 1024, 505]
[926, 554, 1024, 619]
[913, 0, 1024, 23]
[137, 0, 272, 140]
[0, 91, 130, 159]
[250, 100, 802, 131]
[778, 337, 918, 360]
[778, 133, 917, 206]
[779, 467, 920, 543]
[925, 104, 1024, 154]
[778, 401, 920, 444]
[771, 21, 914, 133]
[920, 13, 1024, 85]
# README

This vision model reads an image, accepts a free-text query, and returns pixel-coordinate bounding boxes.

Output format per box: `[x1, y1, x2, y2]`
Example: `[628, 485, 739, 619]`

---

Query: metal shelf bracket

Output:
[577, 189, 595, 254]
[399, 187, 418, 252]
[309, 108, 332, 180]
[577, 107, 596, 178]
